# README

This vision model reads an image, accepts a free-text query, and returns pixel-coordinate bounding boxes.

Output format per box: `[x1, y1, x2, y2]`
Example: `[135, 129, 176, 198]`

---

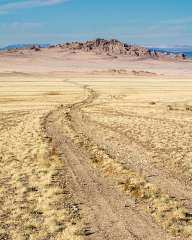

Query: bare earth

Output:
[0, 48, 192, 240]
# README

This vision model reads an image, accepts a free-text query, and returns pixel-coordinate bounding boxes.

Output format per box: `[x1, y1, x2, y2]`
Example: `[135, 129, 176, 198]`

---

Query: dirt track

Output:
[0, 66, 192, 239]
[44, 80, 192, 239]
[1, 19, 192, 239]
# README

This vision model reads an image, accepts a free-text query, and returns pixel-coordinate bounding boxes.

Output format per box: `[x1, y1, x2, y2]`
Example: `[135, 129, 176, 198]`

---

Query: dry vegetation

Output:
[0, 48, 192, 239]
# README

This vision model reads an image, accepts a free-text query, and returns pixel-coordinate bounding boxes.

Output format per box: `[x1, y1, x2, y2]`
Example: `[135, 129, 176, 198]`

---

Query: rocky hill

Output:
[55, 39, 151, 57]
[54, 39, 186, 60]
[1, 39, 187, 60]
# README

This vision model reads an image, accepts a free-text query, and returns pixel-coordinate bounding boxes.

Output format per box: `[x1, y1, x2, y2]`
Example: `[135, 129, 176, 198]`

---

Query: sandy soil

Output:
[0, 49, 192, 239]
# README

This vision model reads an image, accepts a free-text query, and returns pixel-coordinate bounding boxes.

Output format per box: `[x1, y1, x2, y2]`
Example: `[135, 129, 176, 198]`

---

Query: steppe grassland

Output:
[0, 73, 85, 239]
[71, 74, 192, 236]
[1, 71, 192, 238]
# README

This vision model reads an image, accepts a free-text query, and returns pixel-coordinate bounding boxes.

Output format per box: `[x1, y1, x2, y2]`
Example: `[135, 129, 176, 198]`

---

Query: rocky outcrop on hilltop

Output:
[60, 39, 151, 57]
[2, 38, 186, 60]
[56, 39, 186, 60]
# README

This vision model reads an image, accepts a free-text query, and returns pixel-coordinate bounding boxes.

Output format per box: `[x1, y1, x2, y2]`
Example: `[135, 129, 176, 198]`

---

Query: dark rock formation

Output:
[61, 38, 151, 57]
[59, 39, 186, 60]
[30, 45, 41, 51]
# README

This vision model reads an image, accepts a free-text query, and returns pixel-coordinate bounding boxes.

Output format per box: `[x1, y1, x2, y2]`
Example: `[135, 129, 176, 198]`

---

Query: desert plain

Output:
[0, 46, 192, 240]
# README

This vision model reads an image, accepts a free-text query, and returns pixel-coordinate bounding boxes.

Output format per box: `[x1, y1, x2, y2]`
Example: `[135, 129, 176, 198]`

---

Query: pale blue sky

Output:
[0, 0, 192, 47]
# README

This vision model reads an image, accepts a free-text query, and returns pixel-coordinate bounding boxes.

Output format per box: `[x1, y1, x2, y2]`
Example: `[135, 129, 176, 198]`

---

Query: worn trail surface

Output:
[45, 81, 179, 240]
[1, 76, 191, 239]
[0, 110, 83, 240]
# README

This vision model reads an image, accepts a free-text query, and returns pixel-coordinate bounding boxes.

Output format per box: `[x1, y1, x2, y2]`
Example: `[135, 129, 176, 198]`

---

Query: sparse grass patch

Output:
[0, 110, 84, 240]
[71, 123, 192, 237]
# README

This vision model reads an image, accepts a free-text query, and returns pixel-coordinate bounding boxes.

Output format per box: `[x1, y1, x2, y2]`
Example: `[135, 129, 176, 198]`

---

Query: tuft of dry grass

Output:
[70, 126, 192, 237]
[0, 111, 83, 240]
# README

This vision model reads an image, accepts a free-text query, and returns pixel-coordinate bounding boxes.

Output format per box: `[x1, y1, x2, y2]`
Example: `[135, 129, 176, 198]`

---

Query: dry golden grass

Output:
[0, 111, 84, 240]
[70, 128, 192, 237]
[0, 74, 85, 239]
[0, 49, 192, 239]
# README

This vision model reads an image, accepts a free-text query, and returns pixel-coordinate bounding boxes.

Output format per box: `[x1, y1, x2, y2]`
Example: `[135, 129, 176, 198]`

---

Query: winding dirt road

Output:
[45, 80, 191, 240]
[1, 74, 192, 240]
[1, 44, 192, 240]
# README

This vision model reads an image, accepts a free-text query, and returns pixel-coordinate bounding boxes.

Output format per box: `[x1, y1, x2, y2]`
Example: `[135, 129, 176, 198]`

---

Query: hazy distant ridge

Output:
[0, 44, 50, 51]
[149, 47, 192, 58]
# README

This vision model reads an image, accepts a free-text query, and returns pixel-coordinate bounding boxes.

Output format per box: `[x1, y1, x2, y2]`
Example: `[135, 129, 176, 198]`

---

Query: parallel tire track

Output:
[44, 80, 180, 240]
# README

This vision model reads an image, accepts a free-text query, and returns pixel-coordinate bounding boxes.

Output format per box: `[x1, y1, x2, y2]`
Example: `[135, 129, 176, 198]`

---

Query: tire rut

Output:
[76, 116, 192, 207]
[45, 80, 177, 240]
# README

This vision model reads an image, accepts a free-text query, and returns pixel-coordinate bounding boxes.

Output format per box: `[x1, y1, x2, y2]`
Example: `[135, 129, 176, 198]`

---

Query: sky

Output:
[0, 0, 192, 47]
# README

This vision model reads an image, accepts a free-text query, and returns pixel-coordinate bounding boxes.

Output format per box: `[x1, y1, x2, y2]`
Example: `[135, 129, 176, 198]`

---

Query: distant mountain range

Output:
[0, 43, 50, 51]
[149, 47, 192, 58]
